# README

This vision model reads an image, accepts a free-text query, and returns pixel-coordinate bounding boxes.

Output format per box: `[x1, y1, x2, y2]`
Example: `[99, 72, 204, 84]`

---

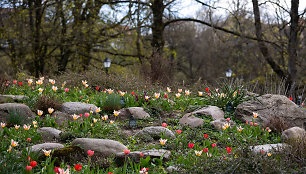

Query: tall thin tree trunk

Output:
[287, 0, 299, 95]
[150, 0, 165, 82]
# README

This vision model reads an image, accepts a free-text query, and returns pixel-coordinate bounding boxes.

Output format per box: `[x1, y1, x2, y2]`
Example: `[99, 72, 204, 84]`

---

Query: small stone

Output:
[192, 106, 224, 120]
[60, 102, 97, 115]
[118, 107, 150, 120]
[249, 143, 287, 154]
[134, 126, 175, 141]
[281, 127, 306, 142]
[179, 114, 204, 128]
[210, 119, 235, 130]
[71, 138, 127, 158]
[30, 143, 64, 155]
[52, 111, 74, 126]
[37, 127, 62, 142]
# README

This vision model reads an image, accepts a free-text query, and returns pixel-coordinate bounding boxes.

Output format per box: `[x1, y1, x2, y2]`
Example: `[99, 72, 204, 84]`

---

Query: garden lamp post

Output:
[104, 57, 111, 74]
[297, 95, 302, 106]
[226, 69, 232, 78]
[129, 114, 137, 129]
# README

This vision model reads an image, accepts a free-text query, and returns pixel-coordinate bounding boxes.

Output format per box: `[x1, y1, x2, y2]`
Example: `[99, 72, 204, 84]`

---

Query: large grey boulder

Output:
[60, 102, 97, 115]
[191, 106, 224, 120]
[30, 143, 64, 155]
[0, 103, 34, 124]
[134, 126, 175, 141]
[179, 114, 204, 128]
[118, 107, 150, 120]
[37, 127, 62, 142]
[281, 127, 306, 142]
[115, 149, 171, 166]
[249, 143, 288, 154]
[71, 138, 127, 158]
[235, 94, 306, 128]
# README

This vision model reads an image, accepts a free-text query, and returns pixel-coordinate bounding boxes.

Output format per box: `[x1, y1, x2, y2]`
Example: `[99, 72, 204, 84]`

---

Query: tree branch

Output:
[163, 18, 282, 49]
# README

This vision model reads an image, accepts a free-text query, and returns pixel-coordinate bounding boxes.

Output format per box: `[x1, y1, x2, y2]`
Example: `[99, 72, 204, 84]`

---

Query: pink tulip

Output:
[87, 150, 94, 156]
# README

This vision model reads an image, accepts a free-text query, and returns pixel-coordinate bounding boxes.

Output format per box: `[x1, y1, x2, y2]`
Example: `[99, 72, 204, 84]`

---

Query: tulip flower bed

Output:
[0, 78, 304, 174]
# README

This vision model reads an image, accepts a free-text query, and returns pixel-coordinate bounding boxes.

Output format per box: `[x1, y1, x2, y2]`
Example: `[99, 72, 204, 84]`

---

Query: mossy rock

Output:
[52, 146, 85, 166]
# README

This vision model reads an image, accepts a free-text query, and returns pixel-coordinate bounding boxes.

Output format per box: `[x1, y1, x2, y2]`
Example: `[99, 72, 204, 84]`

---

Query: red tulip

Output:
[19, 82, 23, 86]
[87, 150, 94, 156]
[123, 149, 130, 155]
[84, 113, 90, 117]
[226, 118, 230, 122]
[254, 123, 258, 126]
[26, 165, 32, 172]
[176, 129, 182, 134]
[131, 92, 135, 95]
[79, 114, 83, 117]
[203, 134, 209, 139]
[13, 80, 17, 84]
[55, 167, 62, 173]
[30, 161, 37, 167]
[205, 88, 209, 92]
[211, 143, 216, 148]
[289, 97, 293, 100]
[162, 123, 167, 127]
[250, 122, 254, 126]
[75, 164, 82, 171]
[245, 121, 248, 124]
[27, 138, 31, 143]
[164, 95, 168, 98]
[188, 143, 194, 149]
[96, 87, 99, 90]
[203, 148, 208, 153]
[260, 150, 265, 154]
[226, 147, 232, 154]
[139, 152, 144, 157]
[27, 157, 31, 161]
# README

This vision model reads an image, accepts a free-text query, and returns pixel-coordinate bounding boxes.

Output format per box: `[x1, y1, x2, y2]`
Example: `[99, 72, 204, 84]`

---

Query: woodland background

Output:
[0, 0, 305, 97]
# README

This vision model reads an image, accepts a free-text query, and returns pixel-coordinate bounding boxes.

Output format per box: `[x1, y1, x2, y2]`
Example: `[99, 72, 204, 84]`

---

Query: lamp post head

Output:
[226, 69, 232, 78]
[104, 58, 111, 68]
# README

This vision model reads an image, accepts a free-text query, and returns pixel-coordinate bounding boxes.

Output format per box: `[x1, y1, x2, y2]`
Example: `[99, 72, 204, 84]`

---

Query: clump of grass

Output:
[7, 108, 25, 127]
[102, 94, 121, 112]
[35, 95, 62, 115]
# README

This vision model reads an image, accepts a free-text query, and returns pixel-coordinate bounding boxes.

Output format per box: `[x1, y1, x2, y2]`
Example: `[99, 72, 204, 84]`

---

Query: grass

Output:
[0, 76, 305, 173]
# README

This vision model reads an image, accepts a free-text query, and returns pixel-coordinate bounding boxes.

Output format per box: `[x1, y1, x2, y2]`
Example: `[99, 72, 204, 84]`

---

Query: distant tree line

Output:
[0, 0, 305, 95]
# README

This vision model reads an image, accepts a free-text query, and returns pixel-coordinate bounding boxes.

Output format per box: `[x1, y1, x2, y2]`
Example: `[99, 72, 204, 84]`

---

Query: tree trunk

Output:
[150, 0, 165, 82]
[287, 0, 299, 95]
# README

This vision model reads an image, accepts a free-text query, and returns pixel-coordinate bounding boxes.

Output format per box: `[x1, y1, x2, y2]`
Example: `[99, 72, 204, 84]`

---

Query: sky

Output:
[177, 0, 306, 18]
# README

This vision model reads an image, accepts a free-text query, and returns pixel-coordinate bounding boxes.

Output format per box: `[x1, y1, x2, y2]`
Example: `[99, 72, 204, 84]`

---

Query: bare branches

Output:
[194, 0, 216, 9]
[163, 18, 282, 49]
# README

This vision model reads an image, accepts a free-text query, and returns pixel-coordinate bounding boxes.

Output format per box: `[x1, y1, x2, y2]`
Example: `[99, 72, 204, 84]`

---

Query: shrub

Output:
[35, 95, 62, 115]
[263, 116, 290, 133]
